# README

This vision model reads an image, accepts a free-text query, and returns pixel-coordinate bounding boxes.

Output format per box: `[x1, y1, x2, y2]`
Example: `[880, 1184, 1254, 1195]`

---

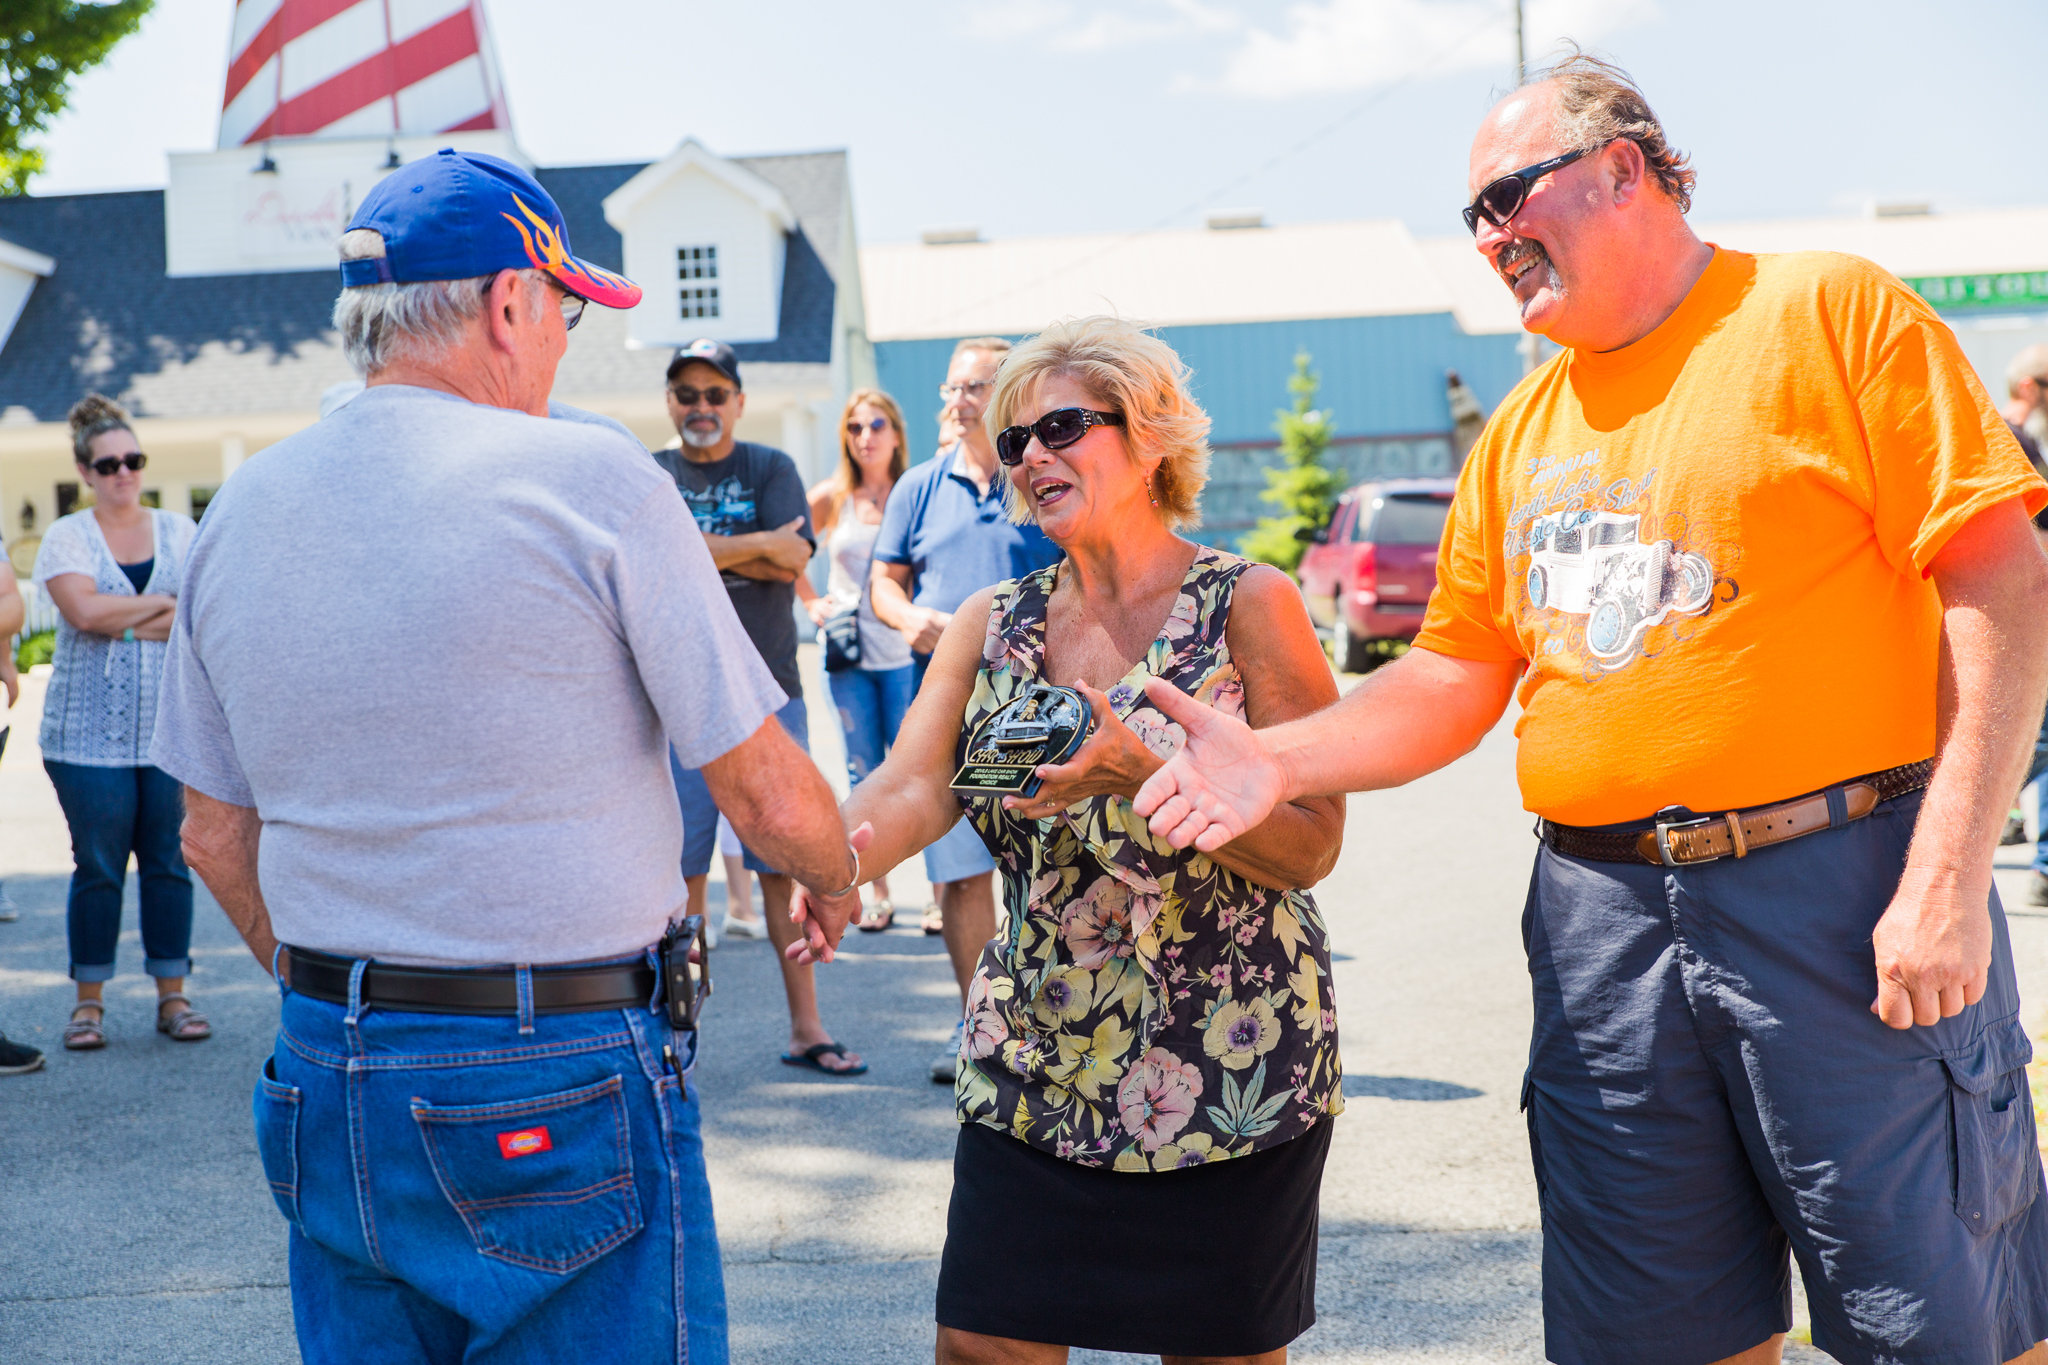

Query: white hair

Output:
[332, 228, 547, 375]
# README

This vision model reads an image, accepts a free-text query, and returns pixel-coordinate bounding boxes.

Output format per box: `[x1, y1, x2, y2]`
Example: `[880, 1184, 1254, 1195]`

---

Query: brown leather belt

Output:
[1539, 759, 1934, 868]
[286, 946, 657, 1016]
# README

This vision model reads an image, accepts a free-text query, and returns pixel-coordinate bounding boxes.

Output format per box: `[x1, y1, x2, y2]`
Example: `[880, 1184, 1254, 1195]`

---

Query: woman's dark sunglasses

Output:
[88, 452, 147, 477]
[845, 416, 891, 437]
[995, 408, 1125, 467]
[1462, 147, 1587, 234]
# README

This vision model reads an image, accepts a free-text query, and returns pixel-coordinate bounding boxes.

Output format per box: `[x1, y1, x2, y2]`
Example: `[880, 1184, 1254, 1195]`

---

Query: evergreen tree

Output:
[0, 2, 153, 197]
[1239, 351, 1341, 575]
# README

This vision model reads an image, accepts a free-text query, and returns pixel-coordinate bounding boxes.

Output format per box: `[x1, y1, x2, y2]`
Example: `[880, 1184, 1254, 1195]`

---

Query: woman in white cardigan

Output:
[34, 394, 205, 1050]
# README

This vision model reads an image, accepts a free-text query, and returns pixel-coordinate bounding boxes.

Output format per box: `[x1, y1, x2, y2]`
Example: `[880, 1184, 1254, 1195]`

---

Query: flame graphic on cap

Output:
[501, 193, 640, 301]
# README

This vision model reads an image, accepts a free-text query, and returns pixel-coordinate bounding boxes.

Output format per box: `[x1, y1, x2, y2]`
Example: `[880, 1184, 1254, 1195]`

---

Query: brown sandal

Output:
[63, 1001, 106, 1051]
[857, 898, 895, 933]
[156, 992, 212, 1042]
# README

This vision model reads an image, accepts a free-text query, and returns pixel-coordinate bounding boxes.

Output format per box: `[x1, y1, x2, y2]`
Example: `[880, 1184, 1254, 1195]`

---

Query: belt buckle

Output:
[1652, 807, 1721, 868]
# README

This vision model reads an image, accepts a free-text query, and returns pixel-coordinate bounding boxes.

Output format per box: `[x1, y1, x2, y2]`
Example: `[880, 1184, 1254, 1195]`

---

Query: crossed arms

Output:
[701, 518, 812, 584]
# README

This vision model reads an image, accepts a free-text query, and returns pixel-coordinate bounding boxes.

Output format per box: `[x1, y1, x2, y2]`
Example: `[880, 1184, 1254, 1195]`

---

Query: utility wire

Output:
[914, 2, 1516, 333]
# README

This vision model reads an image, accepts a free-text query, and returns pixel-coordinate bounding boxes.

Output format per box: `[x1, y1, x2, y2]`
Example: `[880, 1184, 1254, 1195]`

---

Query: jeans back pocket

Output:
[410, 1073, 642, 1274]
[252, 1057, 303, 1227]
[1943, 1014, 2043, 1235]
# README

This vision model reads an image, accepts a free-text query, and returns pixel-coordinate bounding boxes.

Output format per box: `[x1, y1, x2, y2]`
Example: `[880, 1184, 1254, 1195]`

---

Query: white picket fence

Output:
[19, 581, 59, 636]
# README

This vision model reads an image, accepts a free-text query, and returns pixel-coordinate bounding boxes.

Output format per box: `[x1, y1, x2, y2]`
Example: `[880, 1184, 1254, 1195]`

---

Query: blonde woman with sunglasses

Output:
[801, 387, 915, 930]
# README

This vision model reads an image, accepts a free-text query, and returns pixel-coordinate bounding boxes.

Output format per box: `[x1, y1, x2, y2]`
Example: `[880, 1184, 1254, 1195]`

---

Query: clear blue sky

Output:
[32, 0, 2037, 245]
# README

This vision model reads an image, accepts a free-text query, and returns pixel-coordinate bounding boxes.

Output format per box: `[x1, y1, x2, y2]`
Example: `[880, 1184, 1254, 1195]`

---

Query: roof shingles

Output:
[0, 148, 847, 423]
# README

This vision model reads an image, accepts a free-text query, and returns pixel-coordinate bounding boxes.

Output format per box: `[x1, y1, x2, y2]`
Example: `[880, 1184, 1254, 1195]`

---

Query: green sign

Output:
[1905, 271, 2048, 310]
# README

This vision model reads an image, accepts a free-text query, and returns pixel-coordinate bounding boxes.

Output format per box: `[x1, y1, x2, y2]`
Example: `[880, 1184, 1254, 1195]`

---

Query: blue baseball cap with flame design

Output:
[339, 148, 641, 310]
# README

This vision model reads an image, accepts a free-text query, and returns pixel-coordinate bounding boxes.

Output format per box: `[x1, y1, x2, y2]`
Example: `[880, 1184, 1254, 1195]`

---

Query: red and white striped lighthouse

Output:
[218, 0, 509, 148]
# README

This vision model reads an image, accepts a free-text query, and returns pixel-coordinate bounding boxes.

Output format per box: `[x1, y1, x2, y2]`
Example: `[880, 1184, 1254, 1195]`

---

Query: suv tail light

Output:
[1351, 541, 1378, 605]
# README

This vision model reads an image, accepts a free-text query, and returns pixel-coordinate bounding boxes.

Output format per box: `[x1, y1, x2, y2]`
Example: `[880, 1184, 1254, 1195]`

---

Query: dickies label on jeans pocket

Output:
[497, 1126, 552, 1159]
[412, 1074, 642, 1273]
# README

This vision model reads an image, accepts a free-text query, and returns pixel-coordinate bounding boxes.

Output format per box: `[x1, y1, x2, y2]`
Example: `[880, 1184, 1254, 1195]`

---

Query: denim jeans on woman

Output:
[827, 664, 913, 786]
[257, 972, 726, 1364]
[42, 760, 192, 981]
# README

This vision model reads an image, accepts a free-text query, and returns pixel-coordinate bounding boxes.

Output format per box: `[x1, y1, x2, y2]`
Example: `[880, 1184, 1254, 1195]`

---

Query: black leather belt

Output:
[1539, 759, 1933, 867]
[286, 945, 657, 1016]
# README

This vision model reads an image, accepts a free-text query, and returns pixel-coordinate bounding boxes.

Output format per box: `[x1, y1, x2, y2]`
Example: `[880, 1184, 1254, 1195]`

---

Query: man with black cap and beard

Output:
[656, 339, 866, 1077]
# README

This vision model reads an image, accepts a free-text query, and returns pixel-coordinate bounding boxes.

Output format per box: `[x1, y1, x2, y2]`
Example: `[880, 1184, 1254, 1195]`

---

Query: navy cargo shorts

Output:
[1524, 789, 2048, 1365]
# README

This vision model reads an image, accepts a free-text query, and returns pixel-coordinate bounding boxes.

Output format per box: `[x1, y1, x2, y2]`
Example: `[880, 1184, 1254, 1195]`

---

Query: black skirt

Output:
[934, 1118, 1333, 1356]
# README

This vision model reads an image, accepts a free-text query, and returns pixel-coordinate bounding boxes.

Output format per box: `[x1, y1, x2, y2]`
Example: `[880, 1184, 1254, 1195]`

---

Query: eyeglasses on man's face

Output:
[87, 452, 147, 477]
[846, 416, 891, 437]
[557, 290, 585, 331]
[1463, 146, 1589, 235]
[670, 385, 734, 408]
[939, 379, 995, 402]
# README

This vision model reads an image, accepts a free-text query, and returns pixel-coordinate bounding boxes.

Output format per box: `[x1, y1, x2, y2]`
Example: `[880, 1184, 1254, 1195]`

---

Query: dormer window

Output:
[678, 245, 720, 319]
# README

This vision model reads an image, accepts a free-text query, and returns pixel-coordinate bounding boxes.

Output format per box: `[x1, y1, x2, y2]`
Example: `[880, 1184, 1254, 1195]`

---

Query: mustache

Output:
[1496, 238, 1550, 281]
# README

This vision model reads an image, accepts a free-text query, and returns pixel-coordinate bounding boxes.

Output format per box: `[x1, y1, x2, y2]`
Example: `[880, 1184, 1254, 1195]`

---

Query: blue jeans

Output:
[256, 974, 726, 1364]
[43, 760, 193, 981]
[827, 665, 913, 785]
[672, 694, 807, 878]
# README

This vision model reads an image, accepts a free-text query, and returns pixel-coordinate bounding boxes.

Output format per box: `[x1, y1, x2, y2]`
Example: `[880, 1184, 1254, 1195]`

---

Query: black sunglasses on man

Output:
[1463, 146, 1589, 235]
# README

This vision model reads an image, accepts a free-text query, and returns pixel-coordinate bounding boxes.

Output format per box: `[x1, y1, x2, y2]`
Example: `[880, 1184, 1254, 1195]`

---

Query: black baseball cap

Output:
[667, 338, 741, 390]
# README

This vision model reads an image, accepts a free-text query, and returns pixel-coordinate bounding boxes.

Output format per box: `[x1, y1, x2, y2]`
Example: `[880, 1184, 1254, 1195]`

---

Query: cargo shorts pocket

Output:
[1943, 1015, 2042, 1235]
[411, 1073, 643, 1274]
[252, 1057, 303, 1227]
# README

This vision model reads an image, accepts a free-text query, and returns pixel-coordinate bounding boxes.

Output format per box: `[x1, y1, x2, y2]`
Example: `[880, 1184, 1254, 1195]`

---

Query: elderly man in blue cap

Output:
[150, 149, 864, 1364]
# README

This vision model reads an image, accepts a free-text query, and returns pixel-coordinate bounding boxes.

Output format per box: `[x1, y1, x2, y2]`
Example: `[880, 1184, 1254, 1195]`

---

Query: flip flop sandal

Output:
[921, 904, 944, 936]
[857, 899, 895, 933]
[156, 992, 212, 1042]
[778, 1041, 868, 1076]
[64, 1002, 106, 1051]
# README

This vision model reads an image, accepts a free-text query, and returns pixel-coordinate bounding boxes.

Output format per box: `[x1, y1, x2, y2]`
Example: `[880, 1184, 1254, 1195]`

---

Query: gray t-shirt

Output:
[149, 384, 786, 966]
[653, 441, 812, 701]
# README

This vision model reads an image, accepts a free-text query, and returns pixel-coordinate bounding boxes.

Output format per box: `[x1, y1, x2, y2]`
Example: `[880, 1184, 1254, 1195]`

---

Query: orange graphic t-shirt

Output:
[1416, 248, 2048, 826]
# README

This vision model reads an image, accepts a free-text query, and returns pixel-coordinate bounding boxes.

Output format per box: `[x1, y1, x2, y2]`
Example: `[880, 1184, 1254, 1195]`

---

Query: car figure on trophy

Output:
[952, 683, 1093, 798]
[1524, 509, 1713, 665]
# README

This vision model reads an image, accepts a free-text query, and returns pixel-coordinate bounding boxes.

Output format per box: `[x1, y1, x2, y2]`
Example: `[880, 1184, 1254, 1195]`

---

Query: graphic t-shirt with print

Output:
[655, 441, 813, 701]
[1416, 248, 2048, 826]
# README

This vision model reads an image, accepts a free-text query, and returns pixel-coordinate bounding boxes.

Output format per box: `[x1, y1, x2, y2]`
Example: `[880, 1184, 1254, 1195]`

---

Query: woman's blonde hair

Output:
[985, 316, 1210, 531]
[835, 388, 909, 496]
[69, 393, 133, 466]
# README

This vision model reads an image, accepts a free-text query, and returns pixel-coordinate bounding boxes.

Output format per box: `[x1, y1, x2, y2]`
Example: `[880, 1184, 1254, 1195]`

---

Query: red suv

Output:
[1297, 478, 1456, 673]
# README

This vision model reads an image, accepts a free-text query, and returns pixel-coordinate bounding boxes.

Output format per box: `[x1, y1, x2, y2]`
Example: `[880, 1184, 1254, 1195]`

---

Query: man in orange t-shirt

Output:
[1135, 53, 2048, 1365]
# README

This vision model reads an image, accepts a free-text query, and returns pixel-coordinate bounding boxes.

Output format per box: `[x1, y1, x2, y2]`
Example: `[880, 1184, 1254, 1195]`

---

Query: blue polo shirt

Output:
[873, 445, 1062, 640]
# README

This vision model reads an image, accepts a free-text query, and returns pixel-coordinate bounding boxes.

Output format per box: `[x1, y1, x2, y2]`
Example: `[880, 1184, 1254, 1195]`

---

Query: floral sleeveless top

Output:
[954, 545, 1344, 1172]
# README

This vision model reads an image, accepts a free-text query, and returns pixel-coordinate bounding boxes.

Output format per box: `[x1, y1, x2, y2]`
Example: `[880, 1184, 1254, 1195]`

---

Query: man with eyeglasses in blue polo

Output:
[871, 336, 1063, 1082]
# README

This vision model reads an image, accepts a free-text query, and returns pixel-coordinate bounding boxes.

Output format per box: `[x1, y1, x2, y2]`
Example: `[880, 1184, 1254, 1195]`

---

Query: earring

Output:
[1147, 473, 1160, 507]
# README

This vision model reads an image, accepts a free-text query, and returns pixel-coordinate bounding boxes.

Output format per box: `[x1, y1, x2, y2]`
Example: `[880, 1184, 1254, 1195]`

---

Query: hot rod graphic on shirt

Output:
[1523, 509, 1714, 666]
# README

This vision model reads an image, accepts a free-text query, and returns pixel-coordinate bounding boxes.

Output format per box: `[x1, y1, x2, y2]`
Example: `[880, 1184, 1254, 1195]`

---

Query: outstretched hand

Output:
[1000, 683, 1160, 821]
[1131, 676, 1287, 853]
[785, 822, 875, 966]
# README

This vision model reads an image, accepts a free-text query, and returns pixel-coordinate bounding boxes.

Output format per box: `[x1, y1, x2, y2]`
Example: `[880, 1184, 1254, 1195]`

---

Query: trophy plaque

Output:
[950, 683, 1093, 798]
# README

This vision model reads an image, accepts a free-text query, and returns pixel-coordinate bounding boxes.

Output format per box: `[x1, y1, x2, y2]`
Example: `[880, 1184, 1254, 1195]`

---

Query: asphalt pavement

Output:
[3, 653, 2043, 1363]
